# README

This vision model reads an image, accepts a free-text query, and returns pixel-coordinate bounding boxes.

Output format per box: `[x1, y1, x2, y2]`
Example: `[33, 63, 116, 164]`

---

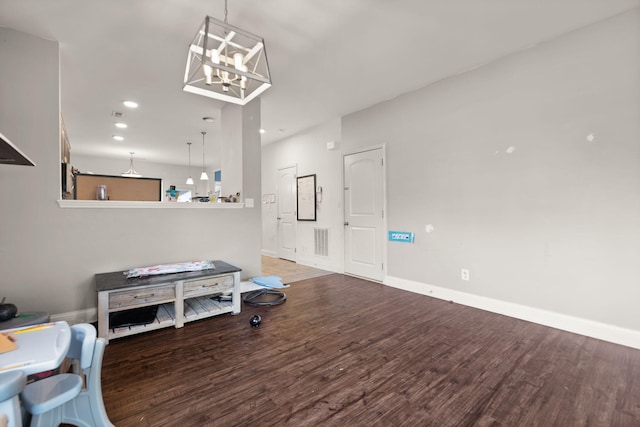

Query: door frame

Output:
[342, 144, 387, 281]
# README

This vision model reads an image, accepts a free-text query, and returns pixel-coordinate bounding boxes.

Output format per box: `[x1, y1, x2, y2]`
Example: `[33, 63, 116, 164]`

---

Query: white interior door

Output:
[344, 148, 384, 281]
[277, 165, 297, 261]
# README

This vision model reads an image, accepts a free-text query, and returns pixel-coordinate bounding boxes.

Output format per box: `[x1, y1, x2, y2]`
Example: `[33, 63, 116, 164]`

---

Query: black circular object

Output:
[249, 315, 261, 328]
[0, 297, 17, 321]
[243, 289, 286, 307]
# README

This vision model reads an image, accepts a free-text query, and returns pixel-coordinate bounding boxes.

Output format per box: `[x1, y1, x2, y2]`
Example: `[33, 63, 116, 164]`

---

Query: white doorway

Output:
[277, 165, 297, 261]
[344, 147, 385, 281]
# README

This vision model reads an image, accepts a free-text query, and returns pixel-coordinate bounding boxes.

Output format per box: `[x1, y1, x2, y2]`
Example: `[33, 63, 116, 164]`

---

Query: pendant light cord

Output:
[188, 143, 191, 173]
[200, 131, 208, 180]
[224, 0, 228, 23]
[202, 132, 206, 170]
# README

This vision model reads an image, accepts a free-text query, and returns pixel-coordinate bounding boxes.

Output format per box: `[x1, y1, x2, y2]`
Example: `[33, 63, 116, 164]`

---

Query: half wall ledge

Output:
[57, 200, 246, 209]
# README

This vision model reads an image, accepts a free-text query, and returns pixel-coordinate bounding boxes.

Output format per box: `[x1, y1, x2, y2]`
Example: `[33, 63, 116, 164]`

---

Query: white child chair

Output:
[0, 370, 27, 427]
[20, 323, 114, 427]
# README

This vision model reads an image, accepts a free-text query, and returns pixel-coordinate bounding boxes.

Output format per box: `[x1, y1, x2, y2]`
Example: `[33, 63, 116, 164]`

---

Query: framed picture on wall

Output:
[297, 174, 316, 221]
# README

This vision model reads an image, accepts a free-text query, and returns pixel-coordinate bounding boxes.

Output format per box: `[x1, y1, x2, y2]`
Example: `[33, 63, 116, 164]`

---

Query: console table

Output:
[95, 261, 241, 342]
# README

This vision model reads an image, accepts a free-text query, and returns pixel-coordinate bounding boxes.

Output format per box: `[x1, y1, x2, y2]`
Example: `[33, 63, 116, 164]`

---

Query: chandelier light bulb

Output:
[210, 49, 220, 64]
[204, 64, 213, 85]
[233, 52, 244, 69]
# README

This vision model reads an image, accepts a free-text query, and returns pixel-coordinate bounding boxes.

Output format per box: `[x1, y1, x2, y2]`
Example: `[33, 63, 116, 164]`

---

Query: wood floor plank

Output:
[100, 273, 640, 426]
[261, 255, 333, 284]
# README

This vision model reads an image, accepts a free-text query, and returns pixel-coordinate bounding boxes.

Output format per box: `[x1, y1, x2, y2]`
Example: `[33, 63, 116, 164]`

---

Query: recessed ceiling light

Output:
[123, 101, 138, 108]
[259, 129, 266, 134]
[202, 116, 215, 122]
[115, 122, 128, 129]
[112, 135, 124, 141]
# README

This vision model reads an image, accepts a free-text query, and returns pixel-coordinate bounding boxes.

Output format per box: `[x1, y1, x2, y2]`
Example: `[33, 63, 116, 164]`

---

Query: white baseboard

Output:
[50, 308, 97, 325]
[262, 250, 340, 274]
[296, 259, 340, 273]
[385, 275, 640, 350]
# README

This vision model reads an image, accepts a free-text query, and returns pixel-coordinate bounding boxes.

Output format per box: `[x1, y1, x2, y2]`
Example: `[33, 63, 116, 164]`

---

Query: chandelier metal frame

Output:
[183, 4, 271, 105]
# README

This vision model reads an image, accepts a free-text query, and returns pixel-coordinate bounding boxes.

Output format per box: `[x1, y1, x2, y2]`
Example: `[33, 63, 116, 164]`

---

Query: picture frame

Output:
[296, 174, 316, 221]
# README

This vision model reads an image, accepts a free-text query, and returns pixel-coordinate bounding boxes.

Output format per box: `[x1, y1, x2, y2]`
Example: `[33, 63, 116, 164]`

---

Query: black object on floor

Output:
[243, 289, 287, 307]
[249, 315, 261, 327]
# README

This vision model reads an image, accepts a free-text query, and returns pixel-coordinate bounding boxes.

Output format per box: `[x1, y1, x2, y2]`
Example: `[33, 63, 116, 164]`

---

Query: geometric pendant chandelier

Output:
[183, 2, 271, 105]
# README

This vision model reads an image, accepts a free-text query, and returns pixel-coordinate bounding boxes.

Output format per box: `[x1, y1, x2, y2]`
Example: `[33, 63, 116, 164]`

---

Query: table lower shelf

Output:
[109, 296, 234, 340]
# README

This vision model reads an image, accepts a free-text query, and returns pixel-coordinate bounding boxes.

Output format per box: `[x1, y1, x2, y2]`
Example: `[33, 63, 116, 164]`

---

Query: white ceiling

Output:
[1, 0, 638, 168]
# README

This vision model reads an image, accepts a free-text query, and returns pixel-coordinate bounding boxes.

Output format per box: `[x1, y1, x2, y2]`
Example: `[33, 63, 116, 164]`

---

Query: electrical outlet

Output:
[461, 269, 470, 281]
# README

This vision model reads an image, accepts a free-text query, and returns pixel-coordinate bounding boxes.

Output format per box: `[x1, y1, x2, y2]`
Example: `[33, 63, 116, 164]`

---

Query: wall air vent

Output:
[314, 228, 329, 257]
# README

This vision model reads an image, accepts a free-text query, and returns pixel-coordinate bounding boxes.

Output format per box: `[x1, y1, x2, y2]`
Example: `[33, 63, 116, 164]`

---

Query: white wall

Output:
[261, 119, 342, 271]
[0, 28, 262, 320]
[343, 10, 640, 331]
[262, 10, 640, 342]
[220, 104, 243, 198]
[241, 99, 263, 266]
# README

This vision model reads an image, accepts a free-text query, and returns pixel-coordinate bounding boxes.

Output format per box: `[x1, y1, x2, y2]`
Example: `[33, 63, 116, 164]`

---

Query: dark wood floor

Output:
[101, 274, 640, 426]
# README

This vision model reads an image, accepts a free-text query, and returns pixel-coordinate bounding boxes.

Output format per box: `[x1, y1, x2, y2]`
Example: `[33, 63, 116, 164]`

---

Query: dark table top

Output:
[0, 312, 50, 330]
[95, 260, 241, 292]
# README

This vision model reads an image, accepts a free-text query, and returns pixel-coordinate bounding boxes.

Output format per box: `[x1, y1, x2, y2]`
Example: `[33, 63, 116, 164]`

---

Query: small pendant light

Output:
[186, 142, 194, 185]
[122, 152, 141, 178]
[200, 131, 209, 180]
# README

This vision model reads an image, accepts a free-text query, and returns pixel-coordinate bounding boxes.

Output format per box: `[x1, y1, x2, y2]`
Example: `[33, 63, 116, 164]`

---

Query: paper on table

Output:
[0, 334, 17, 354]
[125, 260, 216, 278]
